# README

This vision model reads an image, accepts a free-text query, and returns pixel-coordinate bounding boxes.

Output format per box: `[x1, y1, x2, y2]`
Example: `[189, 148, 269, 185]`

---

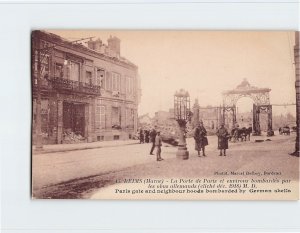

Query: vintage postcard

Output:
[31, 30, 299, 200]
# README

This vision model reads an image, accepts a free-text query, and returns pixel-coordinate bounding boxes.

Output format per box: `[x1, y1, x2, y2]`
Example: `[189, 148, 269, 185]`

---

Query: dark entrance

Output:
[63, 102, 85, 137]
[252, 104, 273, 136]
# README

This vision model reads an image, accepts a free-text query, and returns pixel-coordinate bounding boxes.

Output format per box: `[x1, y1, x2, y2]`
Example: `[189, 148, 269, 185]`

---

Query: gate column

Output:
[252, 104, 261, 136]
[232, 105, 237, 127]
[267, 105, 274, 136]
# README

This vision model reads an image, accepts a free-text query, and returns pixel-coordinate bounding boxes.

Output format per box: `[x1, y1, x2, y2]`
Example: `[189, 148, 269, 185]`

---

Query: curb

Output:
[32, 142, 140, 155]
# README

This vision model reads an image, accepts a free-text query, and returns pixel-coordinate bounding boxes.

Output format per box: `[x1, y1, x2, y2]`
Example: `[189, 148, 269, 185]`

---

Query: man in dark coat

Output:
[139, 129, 144, 144]
[149, 127, 157, 155]
[145, 130, 150, 143]
[247, 125, 252, 141]
[216, 123, 229, 156]
[155, 131, 163, 161]
[194, 121, 208, 156]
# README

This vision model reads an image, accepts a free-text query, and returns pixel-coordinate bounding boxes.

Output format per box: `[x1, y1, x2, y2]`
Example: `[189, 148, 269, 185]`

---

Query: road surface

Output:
[32, 134, 299, 198]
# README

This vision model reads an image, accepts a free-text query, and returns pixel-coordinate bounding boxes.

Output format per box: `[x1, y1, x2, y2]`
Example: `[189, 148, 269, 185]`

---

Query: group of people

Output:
[143, 122, 231, 162]
[138, 127, 163, 161]
[193, 121, 229, 157]
[139, 129, 151, 144]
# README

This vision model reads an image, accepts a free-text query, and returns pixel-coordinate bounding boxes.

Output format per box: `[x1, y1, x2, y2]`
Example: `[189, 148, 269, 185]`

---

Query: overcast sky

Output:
[47, 30, 296, 117]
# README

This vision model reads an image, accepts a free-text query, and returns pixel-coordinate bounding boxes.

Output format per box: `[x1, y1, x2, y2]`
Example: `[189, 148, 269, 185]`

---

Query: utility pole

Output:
[35, 35, 43, 151]
[291, 31, 299, 156]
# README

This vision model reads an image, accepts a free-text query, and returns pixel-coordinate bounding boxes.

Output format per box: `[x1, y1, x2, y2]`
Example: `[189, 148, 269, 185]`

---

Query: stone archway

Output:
[222, 79, 273, 136]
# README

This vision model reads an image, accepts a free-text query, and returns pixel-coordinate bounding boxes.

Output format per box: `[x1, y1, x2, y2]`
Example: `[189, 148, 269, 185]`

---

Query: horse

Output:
[279, 126, 290, 135]
[230, 127, 247, 142]
[245, 127, 252, 141]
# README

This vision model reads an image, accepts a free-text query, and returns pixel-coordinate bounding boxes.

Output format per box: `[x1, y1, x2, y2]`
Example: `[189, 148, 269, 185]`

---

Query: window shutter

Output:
[121, 75, 126, 94]
[106, 71, 111, 90]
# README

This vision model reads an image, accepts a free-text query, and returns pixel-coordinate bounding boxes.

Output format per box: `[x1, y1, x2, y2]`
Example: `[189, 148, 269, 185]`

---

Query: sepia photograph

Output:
[31, 30, 299, 200]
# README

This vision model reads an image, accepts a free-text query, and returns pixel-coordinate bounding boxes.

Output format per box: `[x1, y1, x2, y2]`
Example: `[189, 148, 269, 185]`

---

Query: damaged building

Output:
[32, 30, 141, 144]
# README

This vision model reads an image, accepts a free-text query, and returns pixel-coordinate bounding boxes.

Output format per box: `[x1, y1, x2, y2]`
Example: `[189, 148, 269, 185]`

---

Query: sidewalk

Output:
[32, 139, 140, 154]
[32, 133, 276, 155]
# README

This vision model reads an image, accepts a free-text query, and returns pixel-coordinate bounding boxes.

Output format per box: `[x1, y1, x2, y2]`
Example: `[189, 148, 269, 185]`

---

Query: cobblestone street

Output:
[32, 133, 299, 199]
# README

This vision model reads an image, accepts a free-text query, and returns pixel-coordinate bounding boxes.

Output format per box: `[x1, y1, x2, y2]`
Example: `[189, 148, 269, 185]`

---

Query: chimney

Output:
[87, 38, 103, 51]
[87, 38, 95, 50]
[107, 35, 120, 56]
[94, 38, 102, 51]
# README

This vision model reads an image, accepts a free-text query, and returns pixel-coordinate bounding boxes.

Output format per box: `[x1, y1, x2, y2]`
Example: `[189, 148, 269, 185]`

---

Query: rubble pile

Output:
[41, 132, 48, 138]
[63, 130, 85, 144]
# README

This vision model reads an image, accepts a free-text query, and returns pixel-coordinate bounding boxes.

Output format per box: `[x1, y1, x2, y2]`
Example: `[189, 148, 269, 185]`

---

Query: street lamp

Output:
[174, 89, 190, 160]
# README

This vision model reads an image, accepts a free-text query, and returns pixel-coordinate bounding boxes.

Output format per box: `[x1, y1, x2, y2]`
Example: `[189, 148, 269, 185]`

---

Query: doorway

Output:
[63, 101, 85, 137]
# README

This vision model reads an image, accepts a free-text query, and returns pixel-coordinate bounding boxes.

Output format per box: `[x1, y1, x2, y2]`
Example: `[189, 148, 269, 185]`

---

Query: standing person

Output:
[145, 130, 150, 143]
[216, 123, 229, 156]
[155, 131, 163, 161]
[139, 128, 144, 144]
[229, 125, 235, 142]
[194, 121, 208, 156]
[234, 124, 240, 142]
[149, 127, 157, 155]
[247, 125, 252, 141]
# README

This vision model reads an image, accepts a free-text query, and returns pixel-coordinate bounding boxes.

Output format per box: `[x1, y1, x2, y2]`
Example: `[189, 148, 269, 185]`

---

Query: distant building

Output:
[138, 113, 152, 126]
[32, 30, 141, 144]
[152, 110, 178, 135]
[154, 111, 172, 123]
[199, 106, 222, 130]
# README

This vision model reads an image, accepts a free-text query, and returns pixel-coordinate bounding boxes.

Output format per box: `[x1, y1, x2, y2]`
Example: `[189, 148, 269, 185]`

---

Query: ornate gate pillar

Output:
[232, 105, 237, 126]
[222, 106, 236, 129]
[267, 105, 274, 136]
[252, 104, 261, 136]
[252, 104, 274, 136]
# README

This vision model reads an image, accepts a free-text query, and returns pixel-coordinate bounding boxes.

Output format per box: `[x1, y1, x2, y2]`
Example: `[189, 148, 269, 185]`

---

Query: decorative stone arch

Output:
[222, 79, 273, 136]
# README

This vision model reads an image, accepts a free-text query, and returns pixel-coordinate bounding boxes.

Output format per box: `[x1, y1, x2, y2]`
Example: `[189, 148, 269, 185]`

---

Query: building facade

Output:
[32, 30, 141, 144]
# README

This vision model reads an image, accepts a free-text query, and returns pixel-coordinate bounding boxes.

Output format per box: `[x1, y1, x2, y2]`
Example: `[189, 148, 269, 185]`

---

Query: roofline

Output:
[222, 88, 271, 95]
[31, 30, 138, 70]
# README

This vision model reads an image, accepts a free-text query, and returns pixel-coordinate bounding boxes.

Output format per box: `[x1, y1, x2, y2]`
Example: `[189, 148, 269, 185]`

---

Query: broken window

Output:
[86, 71, 92, 85]
[96, 68, 105, 87]
[112, 106, 121, 129]
[55, 63, 64, 78]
